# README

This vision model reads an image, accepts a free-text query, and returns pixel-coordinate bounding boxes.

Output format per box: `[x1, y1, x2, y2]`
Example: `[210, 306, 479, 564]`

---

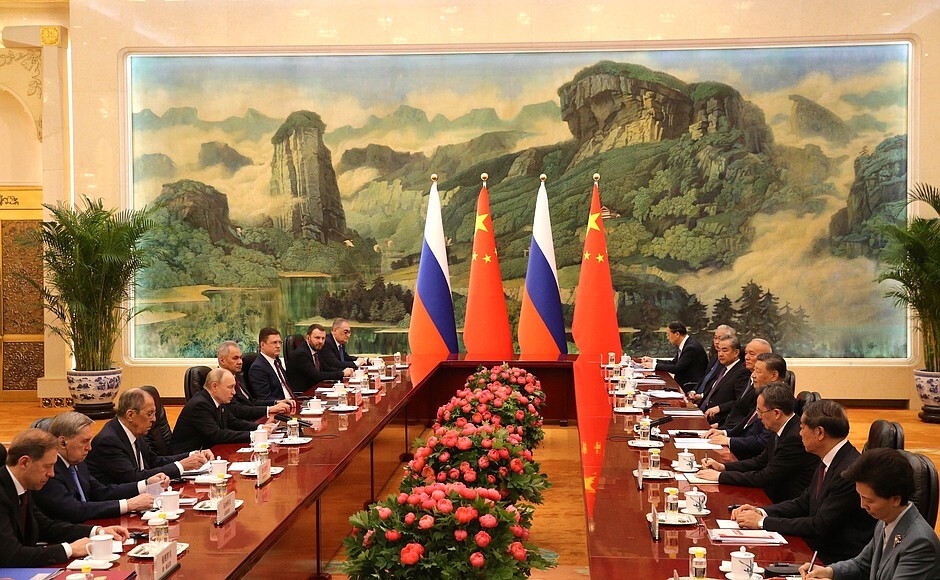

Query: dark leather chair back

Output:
[140, 385, 173, 455]
[284, 334, 305, 360]
[241, 352, 259, 394]
[0, 442, 5, 465]
[784, 370, 796, 390]
[184, 365, 211, 401]
[794, 390, 821, 416]
[900, 450, 939, 527]
[29, 417, 53, 431]
[863, 419, 905, 451]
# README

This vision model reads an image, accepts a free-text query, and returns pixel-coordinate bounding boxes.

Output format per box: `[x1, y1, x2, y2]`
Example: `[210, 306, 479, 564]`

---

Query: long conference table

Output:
[68, 355, 812, 579]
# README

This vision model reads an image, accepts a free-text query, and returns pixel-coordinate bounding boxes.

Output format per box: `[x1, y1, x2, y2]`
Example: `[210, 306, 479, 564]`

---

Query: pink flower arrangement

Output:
[401, 424, 551, 504]
[343, 482, 552, 578]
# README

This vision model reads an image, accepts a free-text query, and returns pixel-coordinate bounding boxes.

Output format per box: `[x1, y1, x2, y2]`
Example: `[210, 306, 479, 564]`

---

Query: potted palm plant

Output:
[877, 183, 940, 422]
[33, 197, 153, 418]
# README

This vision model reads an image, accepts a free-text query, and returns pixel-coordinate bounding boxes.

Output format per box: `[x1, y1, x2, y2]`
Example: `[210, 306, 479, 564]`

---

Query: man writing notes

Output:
[800, 448, 940, 579]
[732, 400, 875, 564]
[217, 341, 293, 420]
[695, 335, 750, 423]
[640, 321, 708, 391]
[248, 327, 299, 401]
[696, 382, 818, 502]
[87, 388, 213, 485]
[704, 351, 787, 460]
[320, 318, 365, 372]
[172, 368, 276, 453]
[287, 323, 353, 391]
[34, 412, 167, 523]
[0, 429, 129, 566]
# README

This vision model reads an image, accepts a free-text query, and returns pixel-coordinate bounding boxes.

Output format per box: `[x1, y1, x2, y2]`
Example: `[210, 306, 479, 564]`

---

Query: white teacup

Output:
[251, 427, 268, 445]
[731, 546, 755, 579]
[635, 393, 650, 407]
[88, 533, 113, 560]
[684, 488, 707, 513]
[210, 459, 228, 476]
[307, 398, 323, 412]
[354, 368, 366, 380]
[156, 489, 180, 513]
[677, 451, 696, 471]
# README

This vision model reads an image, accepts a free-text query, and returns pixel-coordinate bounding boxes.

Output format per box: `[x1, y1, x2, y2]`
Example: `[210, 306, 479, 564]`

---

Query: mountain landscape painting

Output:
[127, 43, 911, 360]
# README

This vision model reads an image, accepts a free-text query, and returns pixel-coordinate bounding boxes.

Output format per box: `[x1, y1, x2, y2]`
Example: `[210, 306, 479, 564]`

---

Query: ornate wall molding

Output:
[0, 48, 42, 139]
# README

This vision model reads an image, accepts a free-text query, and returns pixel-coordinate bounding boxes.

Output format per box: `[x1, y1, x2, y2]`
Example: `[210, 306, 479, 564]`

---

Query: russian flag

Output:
[518, 177, 567, 356]
[408, 177, 458, 356]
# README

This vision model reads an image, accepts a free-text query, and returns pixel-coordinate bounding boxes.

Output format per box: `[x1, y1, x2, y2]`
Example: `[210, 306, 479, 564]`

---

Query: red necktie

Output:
[18, 492, 29, 532]
[814, 463, 826, 498]
[312, 351, 321, 371]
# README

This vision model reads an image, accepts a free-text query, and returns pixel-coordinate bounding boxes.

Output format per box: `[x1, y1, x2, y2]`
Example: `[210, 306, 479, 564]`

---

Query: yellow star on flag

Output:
[596, 253, 605, 263]
[583, 252, 591, 261]
[587, 212, 601, 232]
[472, 252, 478, 261]
[483, 254, 492, 263]
[475, 213, 489, 232]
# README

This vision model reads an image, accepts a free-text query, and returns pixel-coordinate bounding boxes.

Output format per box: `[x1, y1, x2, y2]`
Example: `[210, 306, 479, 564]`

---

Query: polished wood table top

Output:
[573, 360, 814, 579]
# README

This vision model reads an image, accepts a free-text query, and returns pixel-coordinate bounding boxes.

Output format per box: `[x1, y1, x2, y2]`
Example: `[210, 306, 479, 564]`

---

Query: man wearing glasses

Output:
[320, 318, 365, 372]
[695, 382, 819, 503]
[87, 388, 213, 485]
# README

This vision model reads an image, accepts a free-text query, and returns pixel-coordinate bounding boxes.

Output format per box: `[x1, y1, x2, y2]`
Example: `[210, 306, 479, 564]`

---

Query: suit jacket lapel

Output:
[878, 508, 917, 576]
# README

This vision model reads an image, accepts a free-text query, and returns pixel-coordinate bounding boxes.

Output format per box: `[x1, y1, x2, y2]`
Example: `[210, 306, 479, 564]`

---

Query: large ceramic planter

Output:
[67, 368, 122, 419]
[915, 369, 940, 423]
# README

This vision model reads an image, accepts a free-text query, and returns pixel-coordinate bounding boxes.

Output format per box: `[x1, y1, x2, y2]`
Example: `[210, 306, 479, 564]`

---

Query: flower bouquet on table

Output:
[401, 424, 551, 504]
[343, 482, 555, 579]
[465, 364, 547, 414]
[436, 386, 545, 450]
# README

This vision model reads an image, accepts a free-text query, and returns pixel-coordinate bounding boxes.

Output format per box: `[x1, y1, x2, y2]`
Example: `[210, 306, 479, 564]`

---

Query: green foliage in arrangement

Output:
[32, 197, 154, 370]
[878, 183, 940, 371]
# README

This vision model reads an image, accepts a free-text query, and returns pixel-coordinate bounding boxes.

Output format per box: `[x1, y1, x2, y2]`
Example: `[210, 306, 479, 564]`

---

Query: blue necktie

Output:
[69, 465, 87, 502]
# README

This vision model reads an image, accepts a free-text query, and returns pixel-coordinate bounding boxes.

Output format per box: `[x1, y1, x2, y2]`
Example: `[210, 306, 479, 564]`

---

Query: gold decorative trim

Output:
[2, 342, 44, 391]
[2, 220, 43, 335]
[40, 26, 61, 47]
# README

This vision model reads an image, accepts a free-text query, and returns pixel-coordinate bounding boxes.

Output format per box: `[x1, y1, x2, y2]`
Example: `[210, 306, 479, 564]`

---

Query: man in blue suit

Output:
[248, 327, 298, 401]
[34, 411, 167, 523]
[800, 447, 940, 579]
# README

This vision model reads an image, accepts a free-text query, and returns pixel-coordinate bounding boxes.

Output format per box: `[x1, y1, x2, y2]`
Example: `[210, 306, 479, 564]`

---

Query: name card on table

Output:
[354, 390, 363, 407]
[216, 491, 237, 526]
[154, 540, 178, 579]
[256, 458, 272, 487]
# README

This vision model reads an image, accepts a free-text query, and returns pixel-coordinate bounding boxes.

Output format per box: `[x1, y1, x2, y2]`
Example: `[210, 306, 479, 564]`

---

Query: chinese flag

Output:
[463, 182, 513, 357]
[572, 179, 621, 360]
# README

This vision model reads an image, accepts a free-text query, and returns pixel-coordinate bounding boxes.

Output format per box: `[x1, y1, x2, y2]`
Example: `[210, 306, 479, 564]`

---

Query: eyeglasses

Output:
[755, 407, 773, 416]
[340, 329, 351, 335]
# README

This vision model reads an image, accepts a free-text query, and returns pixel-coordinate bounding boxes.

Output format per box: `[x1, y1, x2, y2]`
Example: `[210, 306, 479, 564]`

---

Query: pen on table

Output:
[807, 550, 818, 573]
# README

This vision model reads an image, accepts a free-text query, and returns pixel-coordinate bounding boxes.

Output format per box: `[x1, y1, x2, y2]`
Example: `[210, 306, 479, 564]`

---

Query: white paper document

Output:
[643, 389, 683, 398]
[663, 408, 704, 416]
[667, 429, 709, 436]
[673, 438, 722, 450]
[682, 472, 720, 485]
[708, 528, 788, 545]
[716, 519, 740, 529]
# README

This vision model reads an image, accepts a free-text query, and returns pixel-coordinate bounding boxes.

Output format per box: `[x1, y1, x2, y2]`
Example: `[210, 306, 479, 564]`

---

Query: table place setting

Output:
[632, 468, 675, 480]
[126, 541, 189, 558]
[663, 408, 705, 416]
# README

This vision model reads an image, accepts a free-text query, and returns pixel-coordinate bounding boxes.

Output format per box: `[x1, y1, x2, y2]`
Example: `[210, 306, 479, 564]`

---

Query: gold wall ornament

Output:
[40, 26, 61, 47]
[2, 342, 44, 390]
[2, 220, 43, 335]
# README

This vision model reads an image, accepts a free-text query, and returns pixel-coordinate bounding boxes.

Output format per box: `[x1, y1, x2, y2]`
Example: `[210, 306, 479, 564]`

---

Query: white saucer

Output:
[279, 436, 312, 445]
[240, 466, 285, 477]
[330, 404, 359, 412]
[68, 559, 112, 570]
[300, 408, 325, 415]
[646, 512, 697, 525]
[679, 508, 711, 516]
[395, 363, 409, 368]
[193, 499, 244, 512]
[360, 388, 379, 395]
[720, 562, 764, 574]
[141, 509, 182, 521]
[671, 463, 702, 473]
[127, 541, 189, 558]
[614, 406, 642, 413]
[84, 553, 121, 563]
[628, 439, 664, 448]
[194, 474, 232, 484]
[632, 469, 674, 480]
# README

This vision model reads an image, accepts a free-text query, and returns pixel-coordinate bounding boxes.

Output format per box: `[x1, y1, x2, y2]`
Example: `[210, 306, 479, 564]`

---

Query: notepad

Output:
[663, 408, 704, 416]
[708, 528, 788, 545]
[673, 438, 722, 450]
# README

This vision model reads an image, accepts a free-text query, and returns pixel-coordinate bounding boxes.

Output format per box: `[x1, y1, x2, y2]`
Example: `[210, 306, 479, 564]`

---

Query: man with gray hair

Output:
[172, 368, 276, 453]
[0, 428, 129, 566]
[217, 340, 293, 418]
[34, 411, 167, 523]
[689, 325, 736, 399]
[320, 318, 365, 372]
[87, 388, 213, 485]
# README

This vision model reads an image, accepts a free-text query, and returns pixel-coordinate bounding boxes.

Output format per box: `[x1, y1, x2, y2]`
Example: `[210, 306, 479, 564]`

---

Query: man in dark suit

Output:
[692, 325, 737, 396]
[733, 400, 876, 564]
[247, 327, 299, 402]
[172, 368, 275, 453]
[287, 323, 354, 391]
[87, 389, 213, 485]
[705, 352, 788, 460]
[320, 318, 363, 372]
[711, 338, 773, 430]
[0, 428, 128, 566]
[640, 321, 708, 390]
[218, 340, 293, 420]
[696, 335, 750, 423]
[34, 411, 165, 523]
[801, 448, 940, 579]
[697, 382, 818, 502]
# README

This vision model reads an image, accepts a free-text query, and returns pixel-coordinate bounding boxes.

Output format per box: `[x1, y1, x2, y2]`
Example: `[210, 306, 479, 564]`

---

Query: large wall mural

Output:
[127, 43, 910, 360]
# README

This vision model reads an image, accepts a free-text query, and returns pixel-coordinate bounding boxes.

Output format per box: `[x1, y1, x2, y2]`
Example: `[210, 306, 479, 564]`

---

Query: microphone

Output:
[274, 413, 313, 428]
[649, 416, 673, 427]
